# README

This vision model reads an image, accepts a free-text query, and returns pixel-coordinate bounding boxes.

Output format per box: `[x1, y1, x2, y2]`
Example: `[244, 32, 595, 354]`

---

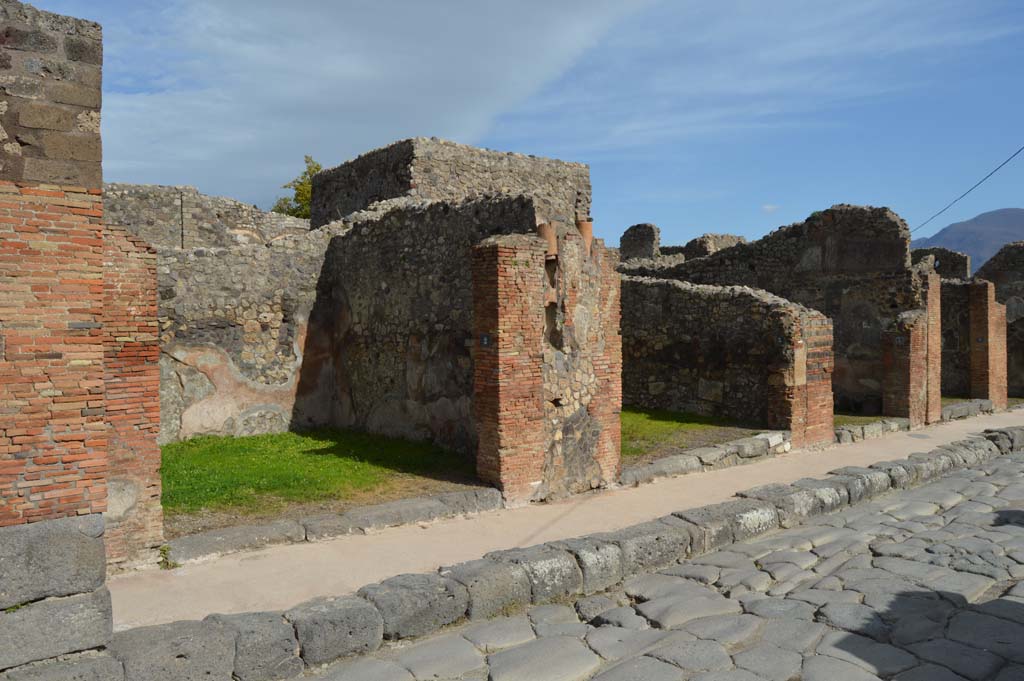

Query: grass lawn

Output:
[1010, 397, 1024, 408]
[621, 407, 762, 464]
[833, 412, 885, 428]
[161, 429, 476, 535]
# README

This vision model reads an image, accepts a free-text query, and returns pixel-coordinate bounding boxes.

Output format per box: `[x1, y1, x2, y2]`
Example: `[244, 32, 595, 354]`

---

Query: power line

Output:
[913, 142, 1024, 233]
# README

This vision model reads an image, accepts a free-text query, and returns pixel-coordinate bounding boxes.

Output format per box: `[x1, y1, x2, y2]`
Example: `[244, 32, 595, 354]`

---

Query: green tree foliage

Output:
[271, 155, 322, 219]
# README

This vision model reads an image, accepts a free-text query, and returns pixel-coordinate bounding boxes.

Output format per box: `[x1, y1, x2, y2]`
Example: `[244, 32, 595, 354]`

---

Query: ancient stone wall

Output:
[311, 137, 591, 229]
[940, 279, 972, 396]
[619, 222, 660, 260]
[977, 242, 1024, 396]
[295, 195, 539, 454]
[103, 225, 162, 567]
[675, 233, 747, 260]
[157, 228, 336, 443]
[0, 1, 119, 676]
[621, 277, 834, 447]
[622, 205, 939, 422]
[104, 182, 310, 249]
[913, 247, 970, 280]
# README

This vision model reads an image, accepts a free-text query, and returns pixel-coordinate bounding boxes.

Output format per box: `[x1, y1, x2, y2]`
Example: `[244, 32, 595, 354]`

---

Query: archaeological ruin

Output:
[977, 241, 1024, 396]
[621, 206, 944, 426]
[621, 277, 834, 447]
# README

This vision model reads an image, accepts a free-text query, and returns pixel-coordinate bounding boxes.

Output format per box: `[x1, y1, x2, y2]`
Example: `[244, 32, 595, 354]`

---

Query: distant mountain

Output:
[912, 208, 1024, 273]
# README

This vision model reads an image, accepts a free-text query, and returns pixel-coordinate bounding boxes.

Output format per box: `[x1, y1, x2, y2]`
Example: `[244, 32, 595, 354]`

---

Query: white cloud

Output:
[65, 0, 650, 205]
[761, 204, 779, 214]
[491, 0, 1022, 156]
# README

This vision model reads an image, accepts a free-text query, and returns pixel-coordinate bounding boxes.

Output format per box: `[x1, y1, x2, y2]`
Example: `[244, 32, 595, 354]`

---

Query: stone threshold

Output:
[96, 426, 1024, 681]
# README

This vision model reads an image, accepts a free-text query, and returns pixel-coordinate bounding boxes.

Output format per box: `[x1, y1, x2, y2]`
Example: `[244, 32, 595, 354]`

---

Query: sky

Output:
[49, 0, 1024, 246]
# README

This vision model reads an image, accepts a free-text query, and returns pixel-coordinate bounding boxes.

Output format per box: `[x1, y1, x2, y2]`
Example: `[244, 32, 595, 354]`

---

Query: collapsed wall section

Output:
[977, 242, 1024, 396]
[913, 247, 971, 280]
[311, 137, 591, 228]
[623, 205, 940, 424]
[104, 183, 310, 249]
[621, 277, 833, 447]
[0, 1, 119, 675]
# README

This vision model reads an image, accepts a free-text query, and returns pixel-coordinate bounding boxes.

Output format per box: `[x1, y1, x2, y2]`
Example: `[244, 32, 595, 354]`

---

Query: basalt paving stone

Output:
[389, 633, 485, 680]
[311, 437, 1024, 681]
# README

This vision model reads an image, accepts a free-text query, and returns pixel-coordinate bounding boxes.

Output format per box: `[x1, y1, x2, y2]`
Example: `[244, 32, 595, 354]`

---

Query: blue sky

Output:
[50, 0, 1024, 246]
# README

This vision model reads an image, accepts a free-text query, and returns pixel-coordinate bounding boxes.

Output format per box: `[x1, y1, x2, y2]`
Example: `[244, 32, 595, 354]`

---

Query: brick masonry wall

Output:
[621, 277, 833, 447]
[0, 2, 115, 676]
[976, 242, 1024, 396]
[0, 181, 107, 525]
[103, 224, 162, 567]
[940, 280, 971, 396]
[311, 137, 591, 229]
[472, 230, 621, 503]
[969, 280, 1008, 410]
[471, 236, 547, 502]
[881, 278, 942, 430]
[622, 205, 931, 416]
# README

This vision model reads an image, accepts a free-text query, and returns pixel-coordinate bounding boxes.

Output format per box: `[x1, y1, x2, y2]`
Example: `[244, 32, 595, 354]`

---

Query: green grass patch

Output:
[833, 412, 885, 428]
[942, 395, 970, 406]
[1009, 397, 1024, 408]
[621, 407, 756, 458]
[161, 429, 474, 515]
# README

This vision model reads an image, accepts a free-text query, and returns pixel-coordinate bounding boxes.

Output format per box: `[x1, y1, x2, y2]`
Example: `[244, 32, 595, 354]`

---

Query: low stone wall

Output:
[311, 137, 591, 228]
[90, 427, 1024, 680]
[977, 242, 1024, 396]
[104, 183, 310, 249]
[621, 277, 834, 447]
[676, 233, 746, 260]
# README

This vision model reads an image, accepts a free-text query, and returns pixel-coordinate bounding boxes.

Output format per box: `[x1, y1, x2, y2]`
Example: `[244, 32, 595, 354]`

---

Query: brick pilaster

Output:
[969, 280, 1008, 410]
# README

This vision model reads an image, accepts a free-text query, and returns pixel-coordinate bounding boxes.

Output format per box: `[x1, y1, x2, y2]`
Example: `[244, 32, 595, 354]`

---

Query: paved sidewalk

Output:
[109, 411, 1024, 629]
[326, 447, 1024, 681]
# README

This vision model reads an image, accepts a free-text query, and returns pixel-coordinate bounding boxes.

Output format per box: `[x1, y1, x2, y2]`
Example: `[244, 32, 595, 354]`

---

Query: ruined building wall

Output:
[157, 228, 335, 443]
[104, 182, 310, 249]
[621, 277, 833, 447]
[620, 222, 660, 260]
[294, 195, 539, 455]
[674, 233, 747, 260]
[622, 205, 938, 422]
[311, 137, 591, 228]
[913, 247, 971, 280]
[977, 242, 1024, 396]
[472, 231, 621, 502]
[0, 2, 121, 676]
[102, 226, 162, 567]
[940, 280, 972, 397]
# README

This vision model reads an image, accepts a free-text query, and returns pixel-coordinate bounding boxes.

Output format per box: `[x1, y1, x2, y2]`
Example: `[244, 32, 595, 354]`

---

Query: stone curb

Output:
[101, 426, 1024, 681]
[166, 488, 504, 564]
[940, 398, 995, 423]
[620, 431, 792, 487]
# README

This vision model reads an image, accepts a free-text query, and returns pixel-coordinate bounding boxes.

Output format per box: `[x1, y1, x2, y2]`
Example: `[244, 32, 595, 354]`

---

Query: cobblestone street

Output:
[328, 449, 1024, 681]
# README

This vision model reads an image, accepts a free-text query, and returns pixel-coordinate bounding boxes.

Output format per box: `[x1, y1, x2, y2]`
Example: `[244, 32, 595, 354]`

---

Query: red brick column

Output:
[925, 272, 942, 424]
[590, 241, 622, 484]
[883, 311, 928, 427]
[471, 235, 547, 503]
[801, 315, 835, 447]
[969, 280, 1008, 410]
[0, 182, 108, 526]
[103, 225, 163, 566]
